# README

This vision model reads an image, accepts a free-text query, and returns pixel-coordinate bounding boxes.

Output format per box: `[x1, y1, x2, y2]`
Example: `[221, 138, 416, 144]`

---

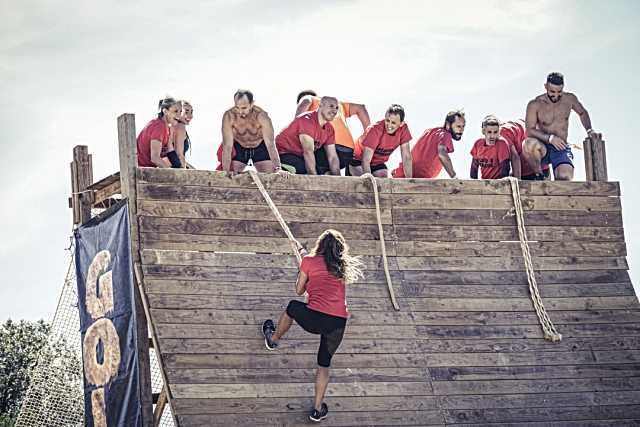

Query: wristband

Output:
[547, 134, 553, 143]
[586, 128, 594, 135]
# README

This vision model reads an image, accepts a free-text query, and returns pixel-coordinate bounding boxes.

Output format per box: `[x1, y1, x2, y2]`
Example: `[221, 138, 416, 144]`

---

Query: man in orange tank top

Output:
[219, 89, 282, 174]
[296, 90, 370, 175]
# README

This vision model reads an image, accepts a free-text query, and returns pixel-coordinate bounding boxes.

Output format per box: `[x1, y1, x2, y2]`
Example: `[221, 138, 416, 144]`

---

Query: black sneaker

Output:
[262, 319, 278, 350]
[309, 403, 328, 422]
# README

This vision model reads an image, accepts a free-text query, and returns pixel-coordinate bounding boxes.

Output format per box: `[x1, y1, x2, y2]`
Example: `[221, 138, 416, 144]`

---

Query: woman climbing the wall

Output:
[262, 229, 363, 423]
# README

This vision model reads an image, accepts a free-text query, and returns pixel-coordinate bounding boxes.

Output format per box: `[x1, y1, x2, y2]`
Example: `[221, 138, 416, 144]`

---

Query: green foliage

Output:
[0, 319, 51, 422]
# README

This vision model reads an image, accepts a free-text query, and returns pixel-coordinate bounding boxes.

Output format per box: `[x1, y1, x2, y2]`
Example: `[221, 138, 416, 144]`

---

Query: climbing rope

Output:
[361, 173, 400, 311]
[507, 177, 562, 342]
[248, 170, 303, 264]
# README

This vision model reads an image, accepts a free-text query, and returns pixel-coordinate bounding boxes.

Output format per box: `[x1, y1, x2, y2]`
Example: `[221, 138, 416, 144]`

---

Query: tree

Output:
[0, 319, 51, 426]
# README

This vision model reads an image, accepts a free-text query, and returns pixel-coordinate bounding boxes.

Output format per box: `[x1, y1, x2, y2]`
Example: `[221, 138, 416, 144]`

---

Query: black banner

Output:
[75, 201, 142, 427]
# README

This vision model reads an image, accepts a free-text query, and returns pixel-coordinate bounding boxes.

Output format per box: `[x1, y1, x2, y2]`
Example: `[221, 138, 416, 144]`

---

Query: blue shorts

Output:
[542, 143, 574, 170]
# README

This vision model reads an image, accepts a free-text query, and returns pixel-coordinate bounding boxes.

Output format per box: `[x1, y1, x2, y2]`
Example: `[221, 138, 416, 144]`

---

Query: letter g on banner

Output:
[86, 250, 114, 319]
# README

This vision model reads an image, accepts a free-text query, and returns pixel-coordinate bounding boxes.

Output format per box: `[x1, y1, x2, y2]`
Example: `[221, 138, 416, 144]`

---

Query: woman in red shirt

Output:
[263, 229, 363, 423]
[136, 97, 181, 167]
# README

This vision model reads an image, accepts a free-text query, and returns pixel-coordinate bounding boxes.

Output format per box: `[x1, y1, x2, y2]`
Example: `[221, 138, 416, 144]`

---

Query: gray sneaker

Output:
[262, 319, 278, 350]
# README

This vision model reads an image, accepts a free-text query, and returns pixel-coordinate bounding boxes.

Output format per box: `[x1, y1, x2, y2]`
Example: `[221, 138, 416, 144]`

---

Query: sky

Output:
[1, 0, 639, 321]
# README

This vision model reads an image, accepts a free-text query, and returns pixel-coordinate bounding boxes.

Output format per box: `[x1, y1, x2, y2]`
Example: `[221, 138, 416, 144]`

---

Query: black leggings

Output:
[286, 300, 346, 367]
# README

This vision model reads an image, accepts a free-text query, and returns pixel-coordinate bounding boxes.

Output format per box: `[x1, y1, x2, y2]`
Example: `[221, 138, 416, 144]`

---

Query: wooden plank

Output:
[142, 265, 630, 285]
[145, 279, 636, 299]
[140, 233, 393, 255]
[395, 224, 626, 242]
[591, 133, 609, 181]
[444, 405, 640, 424]
[140, 216, 392, 240]
[154, 322, 640, 340]
[152, 387, 167, 427]
[177, 410, 444, 426]
[393, 209, 623, 226]
[391, 193, 621, 211]
[432, 377, 640, 395]
[430, 364, 640, 381]
[395, 256, 628, 271]
[395, 241, 627, 257]
[138, 182, 392, 209]
[146, 292, 639, 312]
[171, 381, 433, 399]
[141, 249, 392, 270]
[157, 337, 640, 356]
[150, 308, 640, 326]
[137, 167, 393, 193]
[117, 114, 155, 426]
[138, 199, 392, 224]
[172, 395, 439, 414]
[166, 367, 428, 384]
[438, 390, 640, 409]
[93, 177, 122, 207]
[138, 168, 621, 196]
[164, 352, 428, 369]
[390, 178, 620, 196]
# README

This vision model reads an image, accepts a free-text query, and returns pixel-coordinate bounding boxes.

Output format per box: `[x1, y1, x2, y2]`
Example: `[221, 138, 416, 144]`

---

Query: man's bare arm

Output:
[221, 111, 235, 172]
[570, 94, 595, 135]
[400, 142, 412, 178]
[324, 144, 340, 175]
[295, 97, 313, 117]
[470, 158, 479, 179]
[438, 144, 456, 178]
[299, 134, 317, 174]
[361, 147, 375, 174]
[258, 112, 281, 171]
[349, 103, 371, 129]
[510, 144, 521, 178]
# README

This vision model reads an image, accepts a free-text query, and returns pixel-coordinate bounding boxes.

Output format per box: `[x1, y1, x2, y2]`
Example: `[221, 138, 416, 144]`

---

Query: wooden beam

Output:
[153, 387, 168, 427]
[583, 136, 594, 181]
[590, 133, 608, 181]
[117, 114, 156, 426]
[70, 145, 94, 225]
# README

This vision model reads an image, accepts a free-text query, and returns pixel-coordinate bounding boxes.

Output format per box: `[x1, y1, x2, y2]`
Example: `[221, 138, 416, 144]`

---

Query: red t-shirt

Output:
[470, 137, 511, 179]
[301, 255, 348, 319]
[137, 118, 170, 167]
[500, 120, 549, 177]
[276, 111, 335, 156]
[353, 120, 412, 165]
[392, 127, 453, 178]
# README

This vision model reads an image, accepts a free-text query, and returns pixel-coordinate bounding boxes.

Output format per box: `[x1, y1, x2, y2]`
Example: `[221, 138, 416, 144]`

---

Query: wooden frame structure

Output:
[68, 116, 640, 426]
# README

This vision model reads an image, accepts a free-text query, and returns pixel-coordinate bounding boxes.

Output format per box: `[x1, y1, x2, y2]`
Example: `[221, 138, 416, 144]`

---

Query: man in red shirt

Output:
[276, 97, 341, 175]
[500, 119, 550, 180]
[348, 104, 413, 177]
[392, 110, 466, 179]
[470, 115, 521, 179]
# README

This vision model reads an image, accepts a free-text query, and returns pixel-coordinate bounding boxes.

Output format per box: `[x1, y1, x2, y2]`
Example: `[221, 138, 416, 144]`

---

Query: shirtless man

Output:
[220, 89, 282, 173]
[523, 72, 600, 181]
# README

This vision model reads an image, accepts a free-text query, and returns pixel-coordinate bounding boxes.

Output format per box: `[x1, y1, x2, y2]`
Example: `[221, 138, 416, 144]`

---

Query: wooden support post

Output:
[583, 137, 594, 181]
[584, 134, 608, 181]
[591, 134, 608, 181]
[153, 387, 168, 427]
[117, 114, 155, 426]
[70, 145, 94, 225]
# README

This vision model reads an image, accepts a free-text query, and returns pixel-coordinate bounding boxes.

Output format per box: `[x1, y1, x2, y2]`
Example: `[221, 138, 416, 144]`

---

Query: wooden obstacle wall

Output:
[136, 168, 639, 426]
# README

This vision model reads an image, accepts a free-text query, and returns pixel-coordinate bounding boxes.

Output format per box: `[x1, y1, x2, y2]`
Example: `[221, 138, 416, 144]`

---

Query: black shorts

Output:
[315, 145, 354, 174]
[232, 140, 271, 165]
[347, 159, 388, 174]
[286, 300, 346, 367]
[280, 145, 353, 175]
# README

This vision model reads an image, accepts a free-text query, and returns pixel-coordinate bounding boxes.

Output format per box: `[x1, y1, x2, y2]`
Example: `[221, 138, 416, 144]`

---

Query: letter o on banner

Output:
[86, 250, 115, 320]
[83, 318, 121, 386]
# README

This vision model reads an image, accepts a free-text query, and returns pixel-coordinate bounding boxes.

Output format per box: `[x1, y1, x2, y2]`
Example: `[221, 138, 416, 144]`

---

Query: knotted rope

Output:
[507, 177, 562, 342]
